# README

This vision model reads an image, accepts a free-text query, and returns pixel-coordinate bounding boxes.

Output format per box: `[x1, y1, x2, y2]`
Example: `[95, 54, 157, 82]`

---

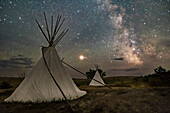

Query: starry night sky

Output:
[0, 0, 170, 77]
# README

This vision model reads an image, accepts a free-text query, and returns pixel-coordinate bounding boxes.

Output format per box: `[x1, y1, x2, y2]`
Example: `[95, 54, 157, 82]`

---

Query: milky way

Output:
[0, 0, 170, 77]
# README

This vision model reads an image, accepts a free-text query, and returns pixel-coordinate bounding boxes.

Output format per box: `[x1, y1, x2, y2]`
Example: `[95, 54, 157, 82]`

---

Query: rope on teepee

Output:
[41, 47, 74, 112]
[61, 60, 112, 89]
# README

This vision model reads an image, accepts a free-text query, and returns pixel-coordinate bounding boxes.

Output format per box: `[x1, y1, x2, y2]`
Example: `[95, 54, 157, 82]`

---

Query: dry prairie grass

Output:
[0, 77, 170, 113]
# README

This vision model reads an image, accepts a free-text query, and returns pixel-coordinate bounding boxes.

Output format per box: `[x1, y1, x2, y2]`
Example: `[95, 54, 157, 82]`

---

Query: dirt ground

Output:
[0, 86, 170, 113]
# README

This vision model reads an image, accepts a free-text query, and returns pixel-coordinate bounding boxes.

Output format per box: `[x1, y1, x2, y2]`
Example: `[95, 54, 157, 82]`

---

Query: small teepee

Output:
[89, 65, 105, 86]
[5, 13, 86, 102]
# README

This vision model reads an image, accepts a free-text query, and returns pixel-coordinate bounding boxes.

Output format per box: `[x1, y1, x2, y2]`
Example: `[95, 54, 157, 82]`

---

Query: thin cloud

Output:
[109, 68, 138, 72]
[113, 58, 124, 60]
[0, 55, 33, 68]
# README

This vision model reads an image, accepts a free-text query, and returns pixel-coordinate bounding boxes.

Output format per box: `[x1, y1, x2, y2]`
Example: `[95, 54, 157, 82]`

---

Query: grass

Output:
[0, 76, 170, 113]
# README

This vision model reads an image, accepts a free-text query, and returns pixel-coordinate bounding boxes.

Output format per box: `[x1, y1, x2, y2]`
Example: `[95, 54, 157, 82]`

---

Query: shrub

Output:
[154, 66, 166, 74]
[0, 81, 12, 89]
[85, 69, 96, 79]
[85, 68, 106, 79]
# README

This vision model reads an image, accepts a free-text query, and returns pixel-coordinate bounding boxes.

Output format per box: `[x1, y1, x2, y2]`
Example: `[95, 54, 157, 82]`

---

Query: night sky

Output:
[0, 0, 170, 77]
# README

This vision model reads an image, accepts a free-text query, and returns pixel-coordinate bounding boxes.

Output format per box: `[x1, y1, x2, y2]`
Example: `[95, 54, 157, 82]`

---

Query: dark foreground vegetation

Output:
[0, 66, 170, 113]
[0, 86, 170, 113]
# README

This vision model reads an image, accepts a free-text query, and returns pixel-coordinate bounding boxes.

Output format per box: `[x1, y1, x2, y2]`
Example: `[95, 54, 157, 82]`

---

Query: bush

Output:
[86, 69, 96, 79]
[0, 82, 12, 89]
[148, 73, 170, 86]
[154, 66, 166, 74]
[133, 76, 149, 83]
[113, 83, 131, 87]
[97, 69, 106, 77]
[85, 68, 106, 79]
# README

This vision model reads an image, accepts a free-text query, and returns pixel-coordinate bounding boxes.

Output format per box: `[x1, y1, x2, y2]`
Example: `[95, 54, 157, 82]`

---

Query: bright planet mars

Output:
[79, 55, 86, 60]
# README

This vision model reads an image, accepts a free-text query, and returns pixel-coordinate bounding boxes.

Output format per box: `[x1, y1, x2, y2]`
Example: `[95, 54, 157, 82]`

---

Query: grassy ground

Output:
[0, 77, 170, 113]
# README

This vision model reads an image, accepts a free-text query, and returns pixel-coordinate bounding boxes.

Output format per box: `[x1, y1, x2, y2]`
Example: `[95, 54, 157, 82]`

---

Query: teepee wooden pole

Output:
[41, 47, 74, 112]
[53, 30, 65, 45]
[53, 19, 65, 38]
[35, 19, 49, 43]
[51, 15, 53, 41]
[44, 12, 51, 40]
[51, 15, 61, 42]
[54, 29, 69, 46]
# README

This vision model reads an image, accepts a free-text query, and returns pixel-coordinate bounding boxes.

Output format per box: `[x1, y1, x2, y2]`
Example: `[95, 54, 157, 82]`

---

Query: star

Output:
[0, 0, 169, 77]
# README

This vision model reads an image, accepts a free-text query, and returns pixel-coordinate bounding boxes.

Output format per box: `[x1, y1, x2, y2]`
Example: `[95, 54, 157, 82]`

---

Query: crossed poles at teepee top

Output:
[36, 12, 73, 112]
[35, 12, 69, 47]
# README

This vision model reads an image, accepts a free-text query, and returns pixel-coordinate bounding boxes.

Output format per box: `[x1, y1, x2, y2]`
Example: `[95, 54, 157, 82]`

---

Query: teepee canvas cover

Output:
[89, 71, 105, 86]
[5, 13, 86, 102]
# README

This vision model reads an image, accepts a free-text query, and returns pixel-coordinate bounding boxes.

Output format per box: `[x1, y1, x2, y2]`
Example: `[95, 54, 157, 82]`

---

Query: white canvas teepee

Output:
[89, 71, 105, 86]
[5, 13, 86, 102]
